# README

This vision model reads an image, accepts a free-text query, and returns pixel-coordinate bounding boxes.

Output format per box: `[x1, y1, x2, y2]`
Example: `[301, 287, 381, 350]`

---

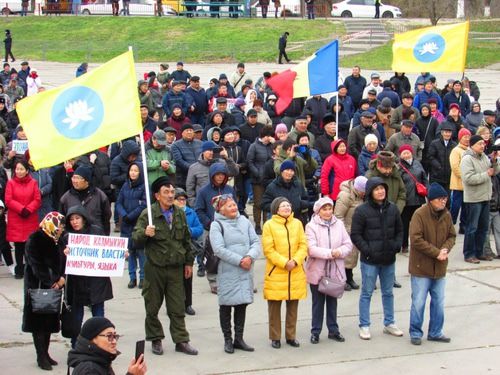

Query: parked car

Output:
[81, 0, 176, 16]
[1, 0, 25, 14]
[331, 0, 401, 18]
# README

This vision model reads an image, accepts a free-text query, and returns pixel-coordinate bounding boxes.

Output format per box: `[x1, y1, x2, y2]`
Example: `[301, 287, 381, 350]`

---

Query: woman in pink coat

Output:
[305, 197, 352, 344]
[320, 139, 357, 201]
[5, 159, 41, 279]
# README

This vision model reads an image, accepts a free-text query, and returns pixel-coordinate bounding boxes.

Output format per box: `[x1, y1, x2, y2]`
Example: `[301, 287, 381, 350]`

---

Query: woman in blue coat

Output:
[174, 188, 203, 315]
[209, 194, 261, 354]
[115, 162, 147, 289]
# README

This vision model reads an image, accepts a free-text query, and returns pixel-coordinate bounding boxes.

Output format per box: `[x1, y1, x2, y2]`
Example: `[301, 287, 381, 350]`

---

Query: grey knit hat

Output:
[270, 197, 290, 216]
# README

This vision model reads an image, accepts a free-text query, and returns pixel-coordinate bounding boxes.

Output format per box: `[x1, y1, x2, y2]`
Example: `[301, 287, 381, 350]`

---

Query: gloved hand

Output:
[20, 208, 30, 218]
[122, 215, 132, 224]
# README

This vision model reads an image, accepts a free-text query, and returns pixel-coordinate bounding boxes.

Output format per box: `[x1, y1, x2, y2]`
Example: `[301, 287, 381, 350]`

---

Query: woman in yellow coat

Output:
[262, 196, 308, 349]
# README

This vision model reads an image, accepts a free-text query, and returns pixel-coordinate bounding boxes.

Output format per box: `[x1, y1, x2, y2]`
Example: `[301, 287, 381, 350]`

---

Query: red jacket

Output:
[5, 175, 41, 242]
[320, 140, 357, 200]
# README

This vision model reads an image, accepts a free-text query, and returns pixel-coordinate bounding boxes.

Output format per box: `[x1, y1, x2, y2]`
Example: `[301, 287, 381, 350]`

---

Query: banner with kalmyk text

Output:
[65, 233, 128, 277]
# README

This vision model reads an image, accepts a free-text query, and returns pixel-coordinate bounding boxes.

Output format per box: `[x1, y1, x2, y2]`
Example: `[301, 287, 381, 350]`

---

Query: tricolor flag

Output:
[392, 21, 469, 73]
[17, 51, 142, 170]
[268, 40, 339, 115]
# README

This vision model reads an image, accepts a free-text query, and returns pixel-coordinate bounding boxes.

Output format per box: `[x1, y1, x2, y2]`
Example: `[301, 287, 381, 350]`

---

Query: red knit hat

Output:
[398, 144, 414, 155]
[458, 128, 471, 141]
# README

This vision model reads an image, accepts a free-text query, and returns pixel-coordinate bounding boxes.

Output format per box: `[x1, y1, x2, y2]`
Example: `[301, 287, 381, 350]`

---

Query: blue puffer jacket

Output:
[115, 163, 146, 248]
[194, 163, 236, 230]
[185, 206, 203, 240]
[357, 146, 377, 176]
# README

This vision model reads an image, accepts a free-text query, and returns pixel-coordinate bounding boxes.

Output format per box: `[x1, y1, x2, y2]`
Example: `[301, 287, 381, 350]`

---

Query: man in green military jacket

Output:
[133, 176, 198, 356]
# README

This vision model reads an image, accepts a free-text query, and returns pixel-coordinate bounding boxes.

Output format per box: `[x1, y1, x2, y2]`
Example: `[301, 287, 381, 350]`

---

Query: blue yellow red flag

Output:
[17, 51, 142, 170]
[268, 40, 339, 115]
[392, 21, 469, 73]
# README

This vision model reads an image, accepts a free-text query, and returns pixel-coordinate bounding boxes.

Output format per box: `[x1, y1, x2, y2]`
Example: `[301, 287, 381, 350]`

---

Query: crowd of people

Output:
[2, 58, 500, 372]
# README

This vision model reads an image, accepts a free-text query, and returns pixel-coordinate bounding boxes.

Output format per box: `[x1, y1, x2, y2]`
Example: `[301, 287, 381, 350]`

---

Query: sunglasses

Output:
[98, 333, 121, 342]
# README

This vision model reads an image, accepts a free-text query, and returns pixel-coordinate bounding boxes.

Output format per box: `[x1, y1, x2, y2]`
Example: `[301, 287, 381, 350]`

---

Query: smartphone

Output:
[135, 340, 145, 361]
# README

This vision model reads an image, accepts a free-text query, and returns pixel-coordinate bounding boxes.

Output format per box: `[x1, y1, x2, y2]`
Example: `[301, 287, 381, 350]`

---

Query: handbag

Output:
[399, 162, 428, 197]
[318, 259, 346, 299]
[60, 278, 80, 338]
[203, 220, 224, 275]
[29, 281, 62, 314]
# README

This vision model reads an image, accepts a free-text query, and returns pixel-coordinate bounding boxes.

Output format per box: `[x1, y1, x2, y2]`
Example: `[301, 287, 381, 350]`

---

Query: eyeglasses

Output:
[98, 333, 121, 342]
[176, 197, 187, 202]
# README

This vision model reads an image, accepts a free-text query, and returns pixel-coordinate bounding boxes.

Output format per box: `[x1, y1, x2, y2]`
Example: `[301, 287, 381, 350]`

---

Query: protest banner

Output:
[65, 233, 128, 277]
[12, 140, 29, 155]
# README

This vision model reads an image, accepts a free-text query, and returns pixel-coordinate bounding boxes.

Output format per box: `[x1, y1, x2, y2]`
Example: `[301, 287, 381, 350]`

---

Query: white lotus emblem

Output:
[418, 42, 439, 56]
[62, 100, 95, 129]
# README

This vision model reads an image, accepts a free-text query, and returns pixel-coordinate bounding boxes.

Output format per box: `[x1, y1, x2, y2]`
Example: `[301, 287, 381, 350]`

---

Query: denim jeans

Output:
[310, 284, 338, 336]
[71, 302, 105, 347]
[409, 276, 445, 339]
[359, 261, 395, 328]
[463, 201, 490, 259]
[450, 190, 466, 229]
[128, 249, 146, 281]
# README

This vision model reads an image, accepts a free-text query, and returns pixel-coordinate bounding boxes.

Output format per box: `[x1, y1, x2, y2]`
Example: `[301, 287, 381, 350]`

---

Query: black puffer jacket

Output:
[67, 336, 118, 375]
[110, 140, 141, 190]
[427, 137, 457, 186]
[350, 177, 403, 266]
[262, 175, 309, 220]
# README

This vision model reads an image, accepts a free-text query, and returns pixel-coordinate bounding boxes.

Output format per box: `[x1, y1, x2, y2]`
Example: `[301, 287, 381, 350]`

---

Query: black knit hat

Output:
[73, 165, 93, 182]
[80, 317, 115, 340]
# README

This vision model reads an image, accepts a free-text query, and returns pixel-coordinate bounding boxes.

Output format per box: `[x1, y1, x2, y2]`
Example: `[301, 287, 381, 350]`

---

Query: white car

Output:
[81, 0, 176, 16]
[331, 0, 401, 18]
[0, 0, 24, 15]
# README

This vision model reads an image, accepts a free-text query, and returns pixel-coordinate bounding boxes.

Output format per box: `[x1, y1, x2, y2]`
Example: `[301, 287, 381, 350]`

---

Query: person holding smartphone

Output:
[68, 317, 147, 374]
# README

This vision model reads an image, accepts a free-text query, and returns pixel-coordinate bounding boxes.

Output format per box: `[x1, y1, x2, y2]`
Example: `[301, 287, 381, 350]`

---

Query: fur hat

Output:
[376, 151, 396, 168]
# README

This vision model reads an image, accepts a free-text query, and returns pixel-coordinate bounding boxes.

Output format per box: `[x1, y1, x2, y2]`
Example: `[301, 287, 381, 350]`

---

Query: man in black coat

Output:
[427, 122, 457, 197]
[3, 30, 14, 63]
[314, 113, 336, 162]
[239, 109, 264, 144]
[262, 160, 309, 226]
[278, 32, 290, 64]
[344, 66, 367, 110]
[350, 177, 404, 340]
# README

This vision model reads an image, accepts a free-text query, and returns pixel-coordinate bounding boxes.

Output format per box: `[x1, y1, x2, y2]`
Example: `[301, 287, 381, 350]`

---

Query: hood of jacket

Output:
[66, 205, 93, 229]
[209, 162, 229, 187]
[120, 140, 140, 161]
[365, 176, 388, 205]
[67, 336, 118, 370]
[127, 162, 144, 187]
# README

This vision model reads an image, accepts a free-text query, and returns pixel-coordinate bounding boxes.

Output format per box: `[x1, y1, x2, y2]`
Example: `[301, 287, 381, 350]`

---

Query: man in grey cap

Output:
[362, 72, 383, 98]
[163, 126, 177, 147]
[348, 111, 381, 159]
[192, 124, 203, 140]
[146, 129, 176, 185]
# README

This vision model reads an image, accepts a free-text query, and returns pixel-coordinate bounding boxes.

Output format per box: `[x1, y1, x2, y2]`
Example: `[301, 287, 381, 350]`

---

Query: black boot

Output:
[33, 333, 52, 371]
[346, 269, 360, 290]
[43, 332, 57, 365]
[233, 304, 254, 352]
[219, 306, 234, 354]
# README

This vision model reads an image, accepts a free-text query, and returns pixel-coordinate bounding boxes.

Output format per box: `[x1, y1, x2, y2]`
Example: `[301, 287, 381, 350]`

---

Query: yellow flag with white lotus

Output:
[17, 50, 141, 170]
[392, 21, 469, 73]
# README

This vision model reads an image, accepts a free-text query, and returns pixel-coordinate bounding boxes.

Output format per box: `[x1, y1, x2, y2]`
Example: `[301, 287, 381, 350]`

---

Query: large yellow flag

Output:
[17, 51, 142, 170]
[392, 21, 469, 73]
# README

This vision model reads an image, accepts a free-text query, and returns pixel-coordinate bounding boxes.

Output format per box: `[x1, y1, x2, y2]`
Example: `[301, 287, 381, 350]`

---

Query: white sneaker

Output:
[359, 326, 371, 340]
[8, 264, 15, 276]
[384, 324, 403, 337]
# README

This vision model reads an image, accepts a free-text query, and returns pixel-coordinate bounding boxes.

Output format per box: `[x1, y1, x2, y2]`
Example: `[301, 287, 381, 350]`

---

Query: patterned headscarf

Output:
[40, 211, 65, 244]
[211, 194, 234, 213]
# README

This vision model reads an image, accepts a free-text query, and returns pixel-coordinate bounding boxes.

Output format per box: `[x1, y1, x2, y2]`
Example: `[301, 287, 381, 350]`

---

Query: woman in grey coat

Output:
[209, 194, 261, 354]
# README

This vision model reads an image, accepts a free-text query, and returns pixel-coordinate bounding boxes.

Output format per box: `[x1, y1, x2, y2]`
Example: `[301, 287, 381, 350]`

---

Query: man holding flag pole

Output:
[17, 48, 198, 356]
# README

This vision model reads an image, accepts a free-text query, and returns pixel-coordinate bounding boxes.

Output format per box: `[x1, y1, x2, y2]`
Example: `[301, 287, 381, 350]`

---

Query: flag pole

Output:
[335, 91, 339, 140]
[129, 46, 153, 227]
